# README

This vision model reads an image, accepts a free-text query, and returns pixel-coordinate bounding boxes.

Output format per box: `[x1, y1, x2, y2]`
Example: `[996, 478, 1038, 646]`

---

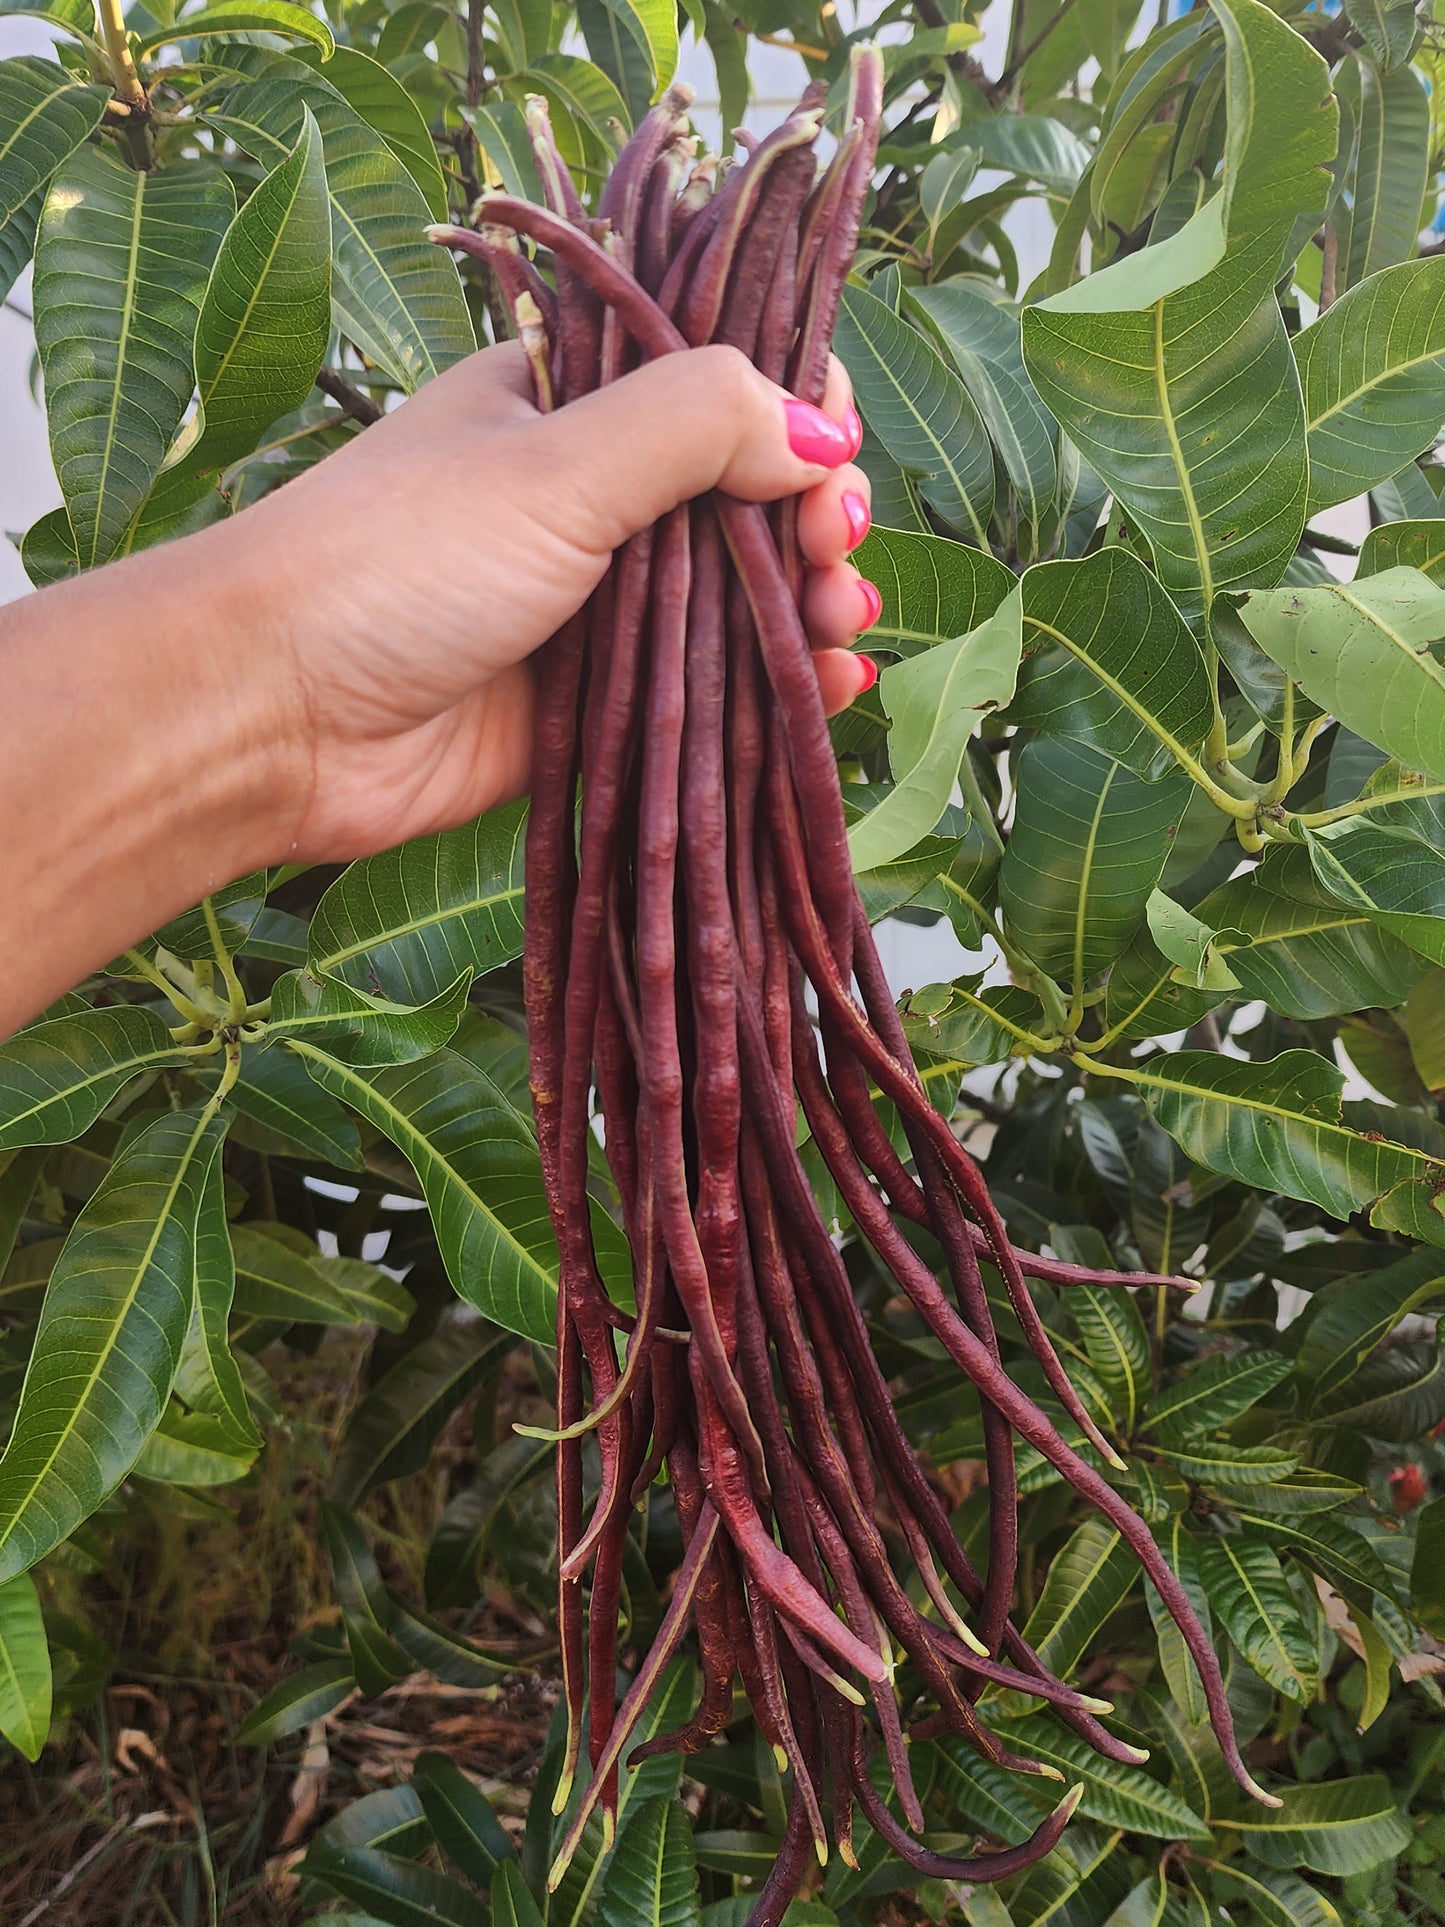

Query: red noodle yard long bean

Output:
[431, 55, 1277, 1923]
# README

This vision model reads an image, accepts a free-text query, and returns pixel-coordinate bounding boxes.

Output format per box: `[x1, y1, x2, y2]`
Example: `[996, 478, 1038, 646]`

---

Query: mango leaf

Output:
[230, 1225, 355, 1324]
[307, 1782, 428, 1861]
[599, 1796, 699, 1927]
[1120, 1047, 1445, 1237]
[851, 525, 1014, 662]
[1303, 815, 1445, 969]
[332, 1322, 517, 1508]
[313, 1255, 414, 1332]
[290, 1046, 563, 1343]
[465, 100, 543, 200]
[0, 1105, 225, 1583]
[1069, 1286, 1149, 1434]
[989, 1715, 1210, 1840]
[1018, 1518, 1135, 1685]
[1144, 1519, 1211, 1725]
[576, 0, 650, 123]
[322, 1502, 412, 1694]
[1236, 569, 1445, 785]
[1224, 1774, 1410, 1875]
[1006, 547, 1214, 781]
[835, 283, 995, 546]
[151, 871, 270, 961]
[1206, 1864, 1342, 1927]
[412, 1749, 516, 1889]
[1023, 0, 1334, 620]
[0, 1573, 50, 1761]
[208, 48, 473, 392]
[0, 183, 39, 304]
[138, 0, 335, 53]
[265, 968, 470, 1065]
[309, 801, 527, 1003]
[232, 1656, 356, 1744]
[908, 282, 1057, 545]
[1153, 1443, 1298, 1486]
[1316, 1341, 1445, 1441]
[505, 54, 630, 160]
[1000, 740, 1189, 987]
[198, 1046, 363, 1170]
[1231, 1509, 1403, 1610]
[1413, 1494, 1445, 1638]
[0, 57, 106, 232]
[957, 115, 1091, 193]
[1213, 1468, 1360, 1515]
[1103, 925, 1225, 1043]
[133, 1406, 256, 1486]
[1144, 1352, 1291, 1441]
[1196, 1534, 1316, 1702]
[298, 45, 447, 219]
[173, 1157, 260, 1452]
[1340, 57, 1429, 292]
[1357, 517, 1445, 582]
[595, 0, 675, 92]
[33, 145, 234, 567]
[1296, 258, 1445, 513]
[303, 1848, 486, 1927]
[492, 1861, 547, 1927]
[1294, 1249, 1445, 1408]
[847, 587, 1022, 873]
[0, 1007, 189, 1151]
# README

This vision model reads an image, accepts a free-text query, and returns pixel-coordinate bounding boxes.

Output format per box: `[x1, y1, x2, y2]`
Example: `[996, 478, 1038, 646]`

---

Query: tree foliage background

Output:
[6, 0, 1445, 1918]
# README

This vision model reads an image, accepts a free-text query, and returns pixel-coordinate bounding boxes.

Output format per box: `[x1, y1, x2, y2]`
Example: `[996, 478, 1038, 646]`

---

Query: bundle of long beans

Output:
[432, 53, 1275, 1922]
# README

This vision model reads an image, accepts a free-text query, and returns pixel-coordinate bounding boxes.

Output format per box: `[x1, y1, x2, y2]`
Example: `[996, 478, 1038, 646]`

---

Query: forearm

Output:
[0, 529, 296, 1036]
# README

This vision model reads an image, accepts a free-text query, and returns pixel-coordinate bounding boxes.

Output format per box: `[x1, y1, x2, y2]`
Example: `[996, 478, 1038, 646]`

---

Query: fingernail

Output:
[785, 399, 853, 468]
[857, 577, 882, 630]
[843, 403, 863, 458]
[855, 653, 878, 693]
[842, 489, 870, 553]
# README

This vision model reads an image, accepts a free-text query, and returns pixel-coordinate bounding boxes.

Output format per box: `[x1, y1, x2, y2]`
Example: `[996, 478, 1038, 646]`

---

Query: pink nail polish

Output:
[855, 653, 878, 693]
[785, 399, 853, 468]
[857, 577, 883, 630]
[843, 404, 863, 458]
[842, 489, 871, 553]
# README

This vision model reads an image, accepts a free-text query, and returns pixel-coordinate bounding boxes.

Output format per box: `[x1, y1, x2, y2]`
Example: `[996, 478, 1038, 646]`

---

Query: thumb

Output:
[525, 344, 859, 558]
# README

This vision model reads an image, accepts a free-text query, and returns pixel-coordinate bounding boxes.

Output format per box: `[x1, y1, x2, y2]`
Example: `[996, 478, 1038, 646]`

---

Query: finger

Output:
[814, 646, 877, 717]
[394, 339, 538, 436]
[801, 562, 882, 652]
[820, 355, 861, 454]
[797, 464, 871, 568]
[524, 345, 861, 558]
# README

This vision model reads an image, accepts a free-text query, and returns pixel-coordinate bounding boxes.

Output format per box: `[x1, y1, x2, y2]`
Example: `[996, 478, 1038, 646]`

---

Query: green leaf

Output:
[388, 1598, 506, 1689]
[1212, 1469, 1360, 1515]
[309, 1782, 428, 1860]
[209, 48, 473, 392]
[265, 968, 469, 1065]
[956, 115, 1091, 195]
[303, 1848, 486, 1927]
[298, 45, 447, 220]
[313, 1254, 414, 1332]
[851, 525, 1014, 662]
[34, 145, 234, 567]
[0, 56, 106, 231]
[596, 0, 676, 92]
[309, 802, 527, 1003]
[1295, 1249, 1445, 1408]
[847, 588, 1022, 873]
[835, 283, 995, 546]
[323, 1502, 412, 1694]
[412, 1749, 516, 1889]
[0, 183, 40, 304]
[1340, 57, 1429, 292]
[1153, 1443, 1299, 1486]
[1206, 1864, 1342, 1927]
[230, 1224, 355, 1324]
[1412, 1494, 1445, 1638]
[202, 1045, 363, 1170]
[1357, 517, 1445, 583]
[1302, 814, 1445, 969]
[491, 1861, 546, 1927]
[138, 0, 335, 53]
[908, 282, 1057, 545]
[1231, 1510, 1403, 1609]
[136, 107, 331, 536]
[232, 1656, 356, 1744]
[423, 1433, 550, 1606]
[290, 1046, 563, 1343]
[133, 1405, 256, 1485]
[1019, 1518, 1135, 1685]
[1069, 1285, 1149, 1433]
[152, 872, 270, 961]
[990, 1715, 1210, 1840]
[1297, 259, 1445, 514]
[0, 1105, 225, 1583]
[1345, 0, 1417, 68]
[0, 1574, 50, 1761]
[576, 0, 650, 123]
[173, 1156, 260, 1452]
[1024, 0, 1334, 619]
[331, 1322, 517, 1508]
[1224, 1774, 1410, 1875]
[1236, 569, 1445, 785]
[0, 1007, 187, 1151]
[1144, 1352, 1291, 1441]
[1121, 1047, 1445, 1236]
[1144, 1519, 1211, 1725]
[1196, 1533, 1316, 1702]
[465, 101, 543, 201]
[599, 1797, 699, 1927]
[1006, 548, 1214, 781]
[506, 54, 631, 157]
[1000, 740, 1189, 987]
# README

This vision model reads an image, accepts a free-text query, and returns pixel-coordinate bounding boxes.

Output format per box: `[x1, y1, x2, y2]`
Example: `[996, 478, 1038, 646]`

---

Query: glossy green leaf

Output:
[1006, 547, 1214, 781]
[835, 283, 995, 546]
[599, 1796, 699, 1927]
[596, 0, 675, 91]
[203, 1045, 363, 1170]
[506, 54, 630, 158]
[308, 1781, 428, 1860]
[990, 1715, 1210, 1839]
[309, 801, 527, 1003]
[1019, 1518, 1135, 1685]
[423, 1431, 551, 1606]
[1124, 1047, 1445, 1236]
[234, 1655, 357, 1744]
[298, 45, 447, 219]
[0, 1574, 50, 1761]
[1357, 517, 1445, 582]
[465, 101, 543, 201]
[265, 967, 470, 1065]
[1144, 1519, 1211, 1725]
[1297, 259, 1445, 513]
[151, 871, 270, 961]
[958, 115, 1091, 193]
[303, 1848, 486, 1927]
[491, 1861, 546, 1927]
[851, 525, 1014, 662]
[133, 1405, 256, 1485]
[1232, 1509, 1403, 1608]
[577, 0, 650, 123]
[34, 145, 234, 567]
[173, 1156, 260, 1452]
[0, 56, 106, 233]
[1303, 814, 1445, 969]
[0, 1007, 187, 1151]
[412, 1748, 516, 1888]
[1069, 1285, 1149, 1433]
[1102, 925, 1225, 1044]
[209, 48, 473, 392]
[1413, 1494, 1445, 1637]
[140, 0, 335, 53]
[0, 1105, 225, 1583]
[1295, 1249, 1445, 1408]
[1153, 1442, 1299, 1486]
[1196, 1533, 1316, 1702]
[848, 587, 1022, 873]
[1144, 1352, 1291, 1441]
[1000, 740, 1189, 987]
[1341, 57, 1429, 292]
[323, 1502, 412, 1694]
[1206, 1864, 1342, 1927]
[1236, 569, 1445, 784]
[230, 1225, 355, 1324]
[0, 183, 39, 304]
[1024, 0, 1334, 619]
[313, 1254, 414, 1332]
[1225, 1774, 1410, 1874]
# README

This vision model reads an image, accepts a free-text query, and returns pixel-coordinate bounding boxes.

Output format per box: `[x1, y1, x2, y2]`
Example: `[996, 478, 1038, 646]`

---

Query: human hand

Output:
[229, 340, 879, 864]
